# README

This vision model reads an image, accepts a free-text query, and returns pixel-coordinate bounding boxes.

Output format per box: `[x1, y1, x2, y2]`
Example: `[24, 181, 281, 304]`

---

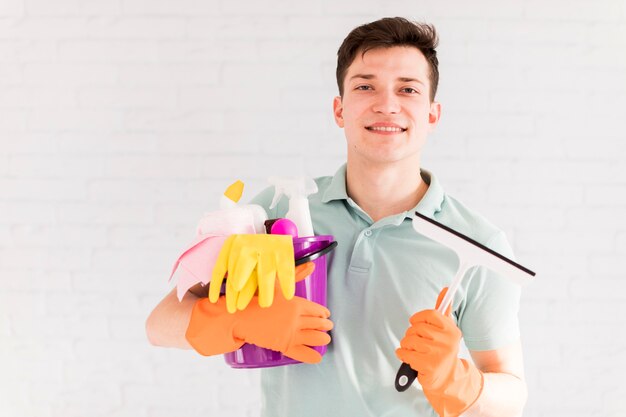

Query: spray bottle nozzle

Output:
[268, 176, 318, 237]
[268, 177, 318, 209]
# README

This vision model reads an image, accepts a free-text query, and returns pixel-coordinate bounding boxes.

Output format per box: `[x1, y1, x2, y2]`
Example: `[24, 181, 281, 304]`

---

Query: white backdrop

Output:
[1, 1, 626, 416]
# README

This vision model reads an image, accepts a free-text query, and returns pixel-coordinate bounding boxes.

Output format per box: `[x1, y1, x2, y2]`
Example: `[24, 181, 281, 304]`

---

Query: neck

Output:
[346, 156, 428, 223]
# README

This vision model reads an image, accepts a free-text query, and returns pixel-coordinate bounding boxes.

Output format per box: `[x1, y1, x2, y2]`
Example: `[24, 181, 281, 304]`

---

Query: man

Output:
[146, 17, 527, 417]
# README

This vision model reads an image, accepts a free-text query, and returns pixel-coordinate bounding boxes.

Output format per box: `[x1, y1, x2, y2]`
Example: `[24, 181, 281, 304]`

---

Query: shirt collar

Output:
[321, 163, 445, 218]
[408, 168, 445, 219]
[321, 163, 350, 203]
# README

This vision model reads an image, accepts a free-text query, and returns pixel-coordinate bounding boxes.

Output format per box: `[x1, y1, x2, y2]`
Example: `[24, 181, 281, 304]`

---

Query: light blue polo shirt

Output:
[249, 164, 521, 417]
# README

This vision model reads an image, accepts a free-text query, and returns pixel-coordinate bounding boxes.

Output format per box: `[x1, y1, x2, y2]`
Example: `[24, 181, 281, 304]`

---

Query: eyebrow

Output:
[349, 74, 425, 85]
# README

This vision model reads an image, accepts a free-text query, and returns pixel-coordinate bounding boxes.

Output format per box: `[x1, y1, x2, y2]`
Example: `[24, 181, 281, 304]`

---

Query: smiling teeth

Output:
[368, 126, 405, 132]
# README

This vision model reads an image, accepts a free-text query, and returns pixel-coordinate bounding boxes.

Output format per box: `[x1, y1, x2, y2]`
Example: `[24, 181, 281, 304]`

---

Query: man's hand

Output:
[395, 288, 483, 417]
[187, 262, 333, 364]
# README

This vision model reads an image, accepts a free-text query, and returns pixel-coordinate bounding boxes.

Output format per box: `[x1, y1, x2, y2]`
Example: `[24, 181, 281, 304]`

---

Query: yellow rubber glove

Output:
[186, 262, 333, 364]
[395, 288, 484, 417]
[208, 234, 295, 313]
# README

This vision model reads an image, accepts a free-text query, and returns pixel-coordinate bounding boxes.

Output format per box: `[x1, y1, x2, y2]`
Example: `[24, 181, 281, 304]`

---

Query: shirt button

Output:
[364, 229, 372, 237]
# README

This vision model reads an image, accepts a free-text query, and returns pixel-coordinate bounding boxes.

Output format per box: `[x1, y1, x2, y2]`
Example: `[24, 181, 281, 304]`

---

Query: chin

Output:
[358, 150, 412, 165]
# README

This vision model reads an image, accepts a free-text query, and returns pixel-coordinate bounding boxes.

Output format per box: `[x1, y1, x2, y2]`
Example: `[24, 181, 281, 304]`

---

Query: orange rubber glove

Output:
[395, 288, 484, 417]
[186, 262, 333, 364]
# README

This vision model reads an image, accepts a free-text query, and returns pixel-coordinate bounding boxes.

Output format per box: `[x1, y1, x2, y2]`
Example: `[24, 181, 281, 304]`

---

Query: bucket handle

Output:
[294, 241, 338, 266]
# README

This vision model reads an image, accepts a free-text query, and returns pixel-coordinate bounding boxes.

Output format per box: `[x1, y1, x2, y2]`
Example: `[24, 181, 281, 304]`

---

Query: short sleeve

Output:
[456, 231, 521, 351]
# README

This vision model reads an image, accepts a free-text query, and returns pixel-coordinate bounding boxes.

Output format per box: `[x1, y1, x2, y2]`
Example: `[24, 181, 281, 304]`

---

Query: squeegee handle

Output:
[395, 264, 468, 392]
[394, 289, 458, 392]
[395, 362, 417, 392]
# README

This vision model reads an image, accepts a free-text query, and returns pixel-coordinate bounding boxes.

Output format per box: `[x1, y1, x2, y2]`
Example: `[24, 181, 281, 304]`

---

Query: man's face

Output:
[333, 46, 441, 165]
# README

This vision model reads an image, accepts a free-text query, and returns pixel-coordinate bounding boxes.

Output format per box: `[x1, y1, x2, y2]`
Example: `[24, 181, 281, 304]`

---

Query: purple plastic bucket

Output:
[224, 234, 335, 369]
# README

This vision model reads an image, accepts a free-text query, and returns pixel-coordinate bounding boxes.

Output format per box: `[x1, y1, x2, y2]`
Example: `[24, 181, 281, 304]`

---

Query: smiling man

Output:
[146, 17, 527, 417]
[333, 44, 438, 224]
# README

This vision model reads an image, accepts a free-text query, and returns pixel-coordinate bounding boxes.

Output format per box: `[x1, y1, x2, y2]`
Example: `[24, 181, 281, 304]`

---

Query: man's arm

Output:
[145, 284, 207, 349]
[462, 339, 527, 417]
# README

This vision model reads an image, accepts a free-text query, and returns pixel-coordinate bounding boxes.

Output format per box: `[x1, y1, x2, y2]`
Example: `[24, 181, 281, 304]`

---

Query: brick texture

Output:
[1, 1, 625, 416]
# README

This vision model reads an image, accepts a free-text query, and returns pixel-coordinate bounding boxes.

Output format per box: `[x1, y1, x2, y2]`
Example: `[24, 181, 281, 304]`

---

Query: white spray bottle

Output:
[196, 180, 268, 235]
[268, 177, 318, 237]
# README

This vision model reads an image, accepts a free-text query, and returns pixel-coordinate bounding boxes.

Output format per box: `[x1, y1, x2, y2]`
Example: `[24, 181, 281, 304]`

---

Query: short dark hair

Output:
[336, 17, 440, 101]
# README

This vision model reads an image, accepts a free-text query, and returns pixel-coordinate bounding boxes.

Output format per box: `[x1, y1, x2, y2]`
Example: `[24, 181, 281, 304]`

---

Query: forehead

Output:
[346, 46, 430, 82]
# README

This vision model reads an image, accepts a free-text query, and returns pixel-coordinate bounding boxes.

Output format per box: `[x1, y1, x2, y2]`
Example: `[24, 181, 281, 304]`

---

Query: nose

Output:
[372, 89, 400, 114]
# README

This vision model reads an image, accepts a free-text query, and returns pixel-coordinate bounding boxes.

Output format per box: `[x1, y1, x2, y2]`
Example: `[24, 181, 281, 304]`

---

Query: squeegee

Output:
[395, 211, 536, 392]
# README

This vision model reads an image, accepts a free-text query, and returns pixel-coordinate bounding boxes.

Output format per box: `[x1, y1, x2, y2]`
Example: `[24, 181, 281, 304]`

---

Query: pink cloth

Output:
[169, 234, 227, 301]
[169, 210, 259, 301]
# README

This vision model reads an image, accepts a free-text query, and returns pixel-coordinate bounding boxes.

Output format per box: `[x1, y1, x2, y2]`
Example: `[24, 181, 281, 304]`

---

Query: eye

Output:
[355, 85, 372, 91]
[401, 87, 420, 94]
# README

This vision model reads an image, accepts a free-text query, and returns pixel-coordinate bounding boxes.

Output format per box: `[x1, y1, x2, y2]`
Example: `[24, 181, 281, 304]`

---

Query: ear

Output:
[428, 101, 442, 132]
[333, 96, 344, 128]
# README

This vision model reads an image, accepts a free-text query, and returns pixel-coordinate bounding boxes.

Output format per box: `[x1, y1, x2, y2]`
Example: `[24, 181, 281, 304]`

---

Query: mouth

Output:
[365, 126, 407, 133]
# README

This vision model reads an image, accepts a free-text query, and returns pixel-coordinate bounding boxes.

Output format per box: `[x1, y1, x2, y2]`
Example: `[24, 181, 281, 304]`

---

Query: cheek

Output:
[410, 105, 432, 125]
[342, 97, 368, 118]
[341, 108, 362, 130]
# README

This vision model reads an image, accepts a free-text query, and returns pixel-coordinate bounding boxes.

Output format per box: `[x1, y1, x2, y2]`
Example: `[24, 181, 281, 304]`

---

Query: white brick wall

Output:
[1, 1, 625, 416]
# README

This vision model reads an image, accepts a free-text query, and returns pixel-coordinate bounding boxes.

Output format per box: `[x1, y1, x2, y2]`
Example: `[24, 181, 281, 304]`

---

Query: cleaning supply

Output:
[197, 180, 267, 235]
[268, 177, 318, 237]
[186, 262, 333, 364]
[395, 211, 536, 393]
[208, 234, 296, 313]
[168, 234, 229, 301]
[207, 175, 318, 311]
[270, 218, 299, 237]
[169, 180, 268, 301]
[396, 287, 483, 417]
[223, 234, 337, 368]
[220, 180, 244, 209]
[294, 240, 337, 265]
